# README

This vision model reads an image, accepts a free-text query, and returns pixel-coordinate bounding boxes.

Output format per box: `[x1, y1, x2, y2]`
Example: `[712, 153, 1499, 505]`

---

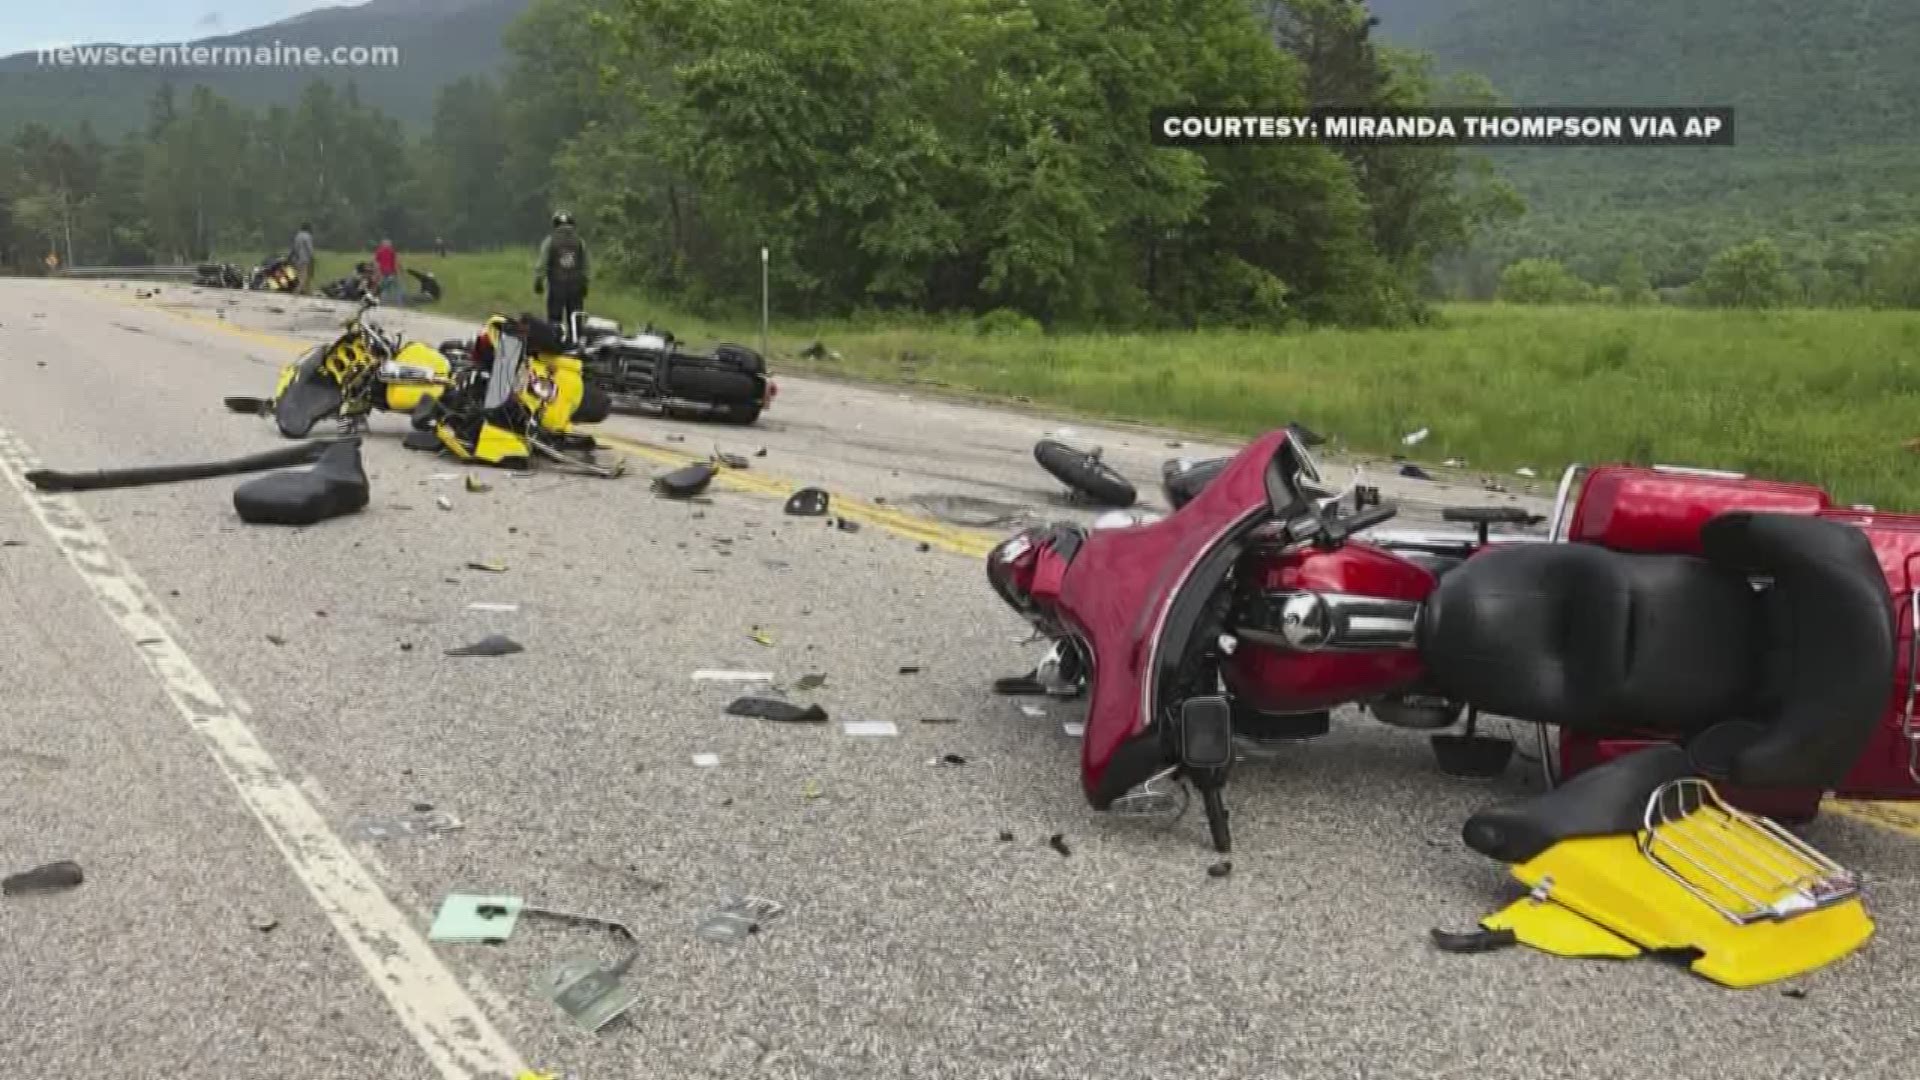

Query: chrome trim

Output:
[1640, 778, 1860, 924]
[1548, 464, 1588, 542]
[1369, 528, 1550, 556]
[1236, 589, 1421, 650]
[1652, 463, 1746, 479]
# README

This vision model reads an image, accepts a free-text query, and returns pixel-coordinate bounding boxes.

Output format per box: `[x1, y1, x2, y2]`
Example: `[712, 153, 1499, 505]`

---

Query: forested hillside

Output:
[0, 0, 525, 134]
[1375, 0, 1920, 296]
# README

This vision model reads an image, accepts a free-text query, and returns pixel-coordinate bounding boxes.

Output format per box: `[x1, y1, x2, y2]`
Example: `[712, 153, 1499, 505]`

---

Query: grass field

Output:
[290, 247, 1920, 510]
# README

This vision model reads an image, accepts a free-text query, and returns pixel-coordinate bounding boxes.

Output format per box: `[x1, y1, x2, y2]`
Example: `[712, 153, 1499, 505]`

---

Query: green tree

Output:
[1863, 232, 1920, 308]
[1497, 257, 1593, 303]
[1694, 238, 1793, 308]
[1611, 252, 1654, 305]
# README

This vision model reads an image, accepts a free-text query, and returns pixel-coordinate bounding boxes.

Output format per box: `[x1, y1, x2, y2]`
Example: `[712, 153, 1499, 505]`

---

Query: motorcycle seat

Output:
[1462, 744, 1693, 863]
[274, 377, 344, 439]
[1421, 511, 1893, 791]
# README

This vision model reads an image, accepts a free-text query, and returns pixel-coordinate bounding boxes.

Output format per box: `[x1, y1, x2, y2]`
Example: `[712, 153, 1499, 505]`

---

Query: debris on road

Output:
[1398, 464, 1433, 480]
[834, 517, 862, 532]
[726, 697, 829, 723]
[1019, 704, 1047, 719]
[446, 634, 524, 657]
[794, 673, 828, 691]
[755, 448, 768, 457]
[26, 440, 333, 493]
[539, 953, 641, 1033]
[801, 779, 824, 800]
[1, 539, 26, 547]
[1048, 834, 1072, 857]
[437, 496, 454, 511]
[784, 487, 830, 516]
[1061, 721, 1085, 738]
[714, 451, 751, 469]
[465, 475, 492, 493]
[3, 860, 84, 896]
[693, 670, 774, 683]
[265, 634, 286, 646]
[998, 831, 1015, 842]
[251, 914, 280, 932]
[930, 753, 968, 766]
[898, 665, 922, 675]
[351, 810, 464, 841]
[468, 602, 520, 613]
[465, 561, 508, 573]
[749, 626, 775, 646]
[655, 462, 715, 498]
[691, 753, 721, 767]
[1207, 861, 1233, 879]
[919, 716, 961, 724]
[696, 896, 785, 942]
[843, 720, 900, 737]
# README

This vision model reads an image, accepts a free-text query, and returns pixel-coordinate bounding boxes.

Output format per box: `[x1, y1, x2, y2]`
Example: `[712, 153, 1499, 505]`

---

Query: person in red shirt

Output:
[373, 239, 401, 306]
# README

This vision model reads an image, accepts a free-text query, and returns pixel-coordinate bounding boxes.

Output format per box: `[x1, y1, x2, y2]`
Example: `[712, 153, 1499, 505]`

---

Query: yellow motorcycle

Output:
[416, 312, 624, 478]
[224, 294, 452, 438]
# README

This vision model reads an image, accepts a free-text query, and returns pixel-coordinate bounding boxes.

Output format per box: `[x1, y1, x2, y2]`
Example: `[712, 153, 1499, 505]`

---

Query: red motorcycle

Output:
[987, 427, 1920, 854]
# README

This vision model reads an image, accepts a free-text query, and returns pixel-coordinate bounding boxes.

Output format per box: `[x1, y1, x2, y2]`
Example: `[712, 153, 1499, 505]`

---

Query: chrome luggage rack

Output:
[1639, 778, 1861, 924]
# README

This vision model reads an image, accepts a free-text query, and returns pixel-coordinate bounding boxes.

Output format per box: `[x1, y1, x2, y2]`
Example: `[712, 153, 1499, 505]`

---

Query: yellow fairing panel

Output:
[272, 362, 297, 399]
[527, 353, 584, 433]
[381, 342, 451, 412]
[1490, 830, 1873, 988]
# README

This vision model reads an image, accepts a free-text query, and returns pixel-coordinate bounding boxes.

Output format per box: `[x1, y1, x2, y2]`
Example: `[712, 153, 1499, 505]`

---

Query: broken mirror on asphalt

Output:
[537, 953, 641, 1033]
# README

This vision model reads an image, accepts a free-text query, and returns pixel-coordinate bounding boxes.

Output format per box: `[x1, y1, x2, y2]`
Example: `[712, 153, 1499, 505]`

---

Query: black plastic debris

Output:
[754, 448, 768, 457]
[785, 487, 829, 516]
[919, 716, 961, 724]
[899, 665, 922, 674]
[1048, 834, 1072, 857]
[233, 439, 370, 526]
[1782, 986, 1808, 999]
[3, 860, 83, 896]
[1429, 927, 1518, 954]
[655, 463, 716, 499]
[727, 697, 829, 723]
[251, 915, 280, 932]
[403, 430, 441, 452]
[266, 634, 286, 646]
[835, 518, 862, 533]
[1, 540, 25, 547]
[938, 753, 968, 766]
[1207, 861, 1233, 879]
[446, 634, 525, 657]
[993, 673, 1047, 696]
[1398, 463, 1433, 480]
[998, 831, 1015, 842]
[917, 542, 931, 552]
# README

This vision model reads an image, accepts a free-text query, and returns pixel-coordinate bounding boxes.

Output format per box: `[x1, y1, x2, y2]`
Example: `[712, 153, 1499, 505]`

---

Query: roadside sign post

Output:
[760, 246, 770, 361]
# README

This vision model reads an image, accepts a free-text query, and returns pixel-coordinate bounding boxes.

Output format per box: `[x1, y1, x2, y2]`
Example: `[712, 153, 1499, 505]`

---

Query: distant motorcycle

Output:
[321, 263, 442, 305]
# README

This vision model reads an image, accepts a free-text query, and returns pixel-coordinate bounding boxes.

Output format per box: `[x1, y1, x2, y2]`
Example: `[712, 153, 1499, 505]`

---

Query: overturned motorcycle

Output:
[988, 427, 1914, 986]
[224, 294, 451, 438]
[412, 313, 624, 477]
[567, 312, 775, 425]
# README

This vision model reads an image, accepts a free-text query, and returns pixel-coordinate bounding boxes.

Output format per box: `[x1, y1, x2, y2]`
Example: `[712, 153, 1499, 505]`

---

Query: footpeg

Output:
[1178, 696, 1235, 853]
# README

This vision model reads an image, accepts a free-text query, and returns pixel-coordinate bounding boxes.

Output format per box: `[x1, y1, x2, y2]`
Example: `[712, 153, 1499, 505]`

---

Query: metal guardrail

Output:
[58, 265, 206, 280]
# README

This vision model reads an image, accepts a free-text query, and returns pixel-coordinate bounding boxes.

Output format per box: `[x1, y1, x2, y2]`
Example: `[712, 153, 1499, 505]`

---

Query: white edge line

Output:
[0, 425, 531, 1080]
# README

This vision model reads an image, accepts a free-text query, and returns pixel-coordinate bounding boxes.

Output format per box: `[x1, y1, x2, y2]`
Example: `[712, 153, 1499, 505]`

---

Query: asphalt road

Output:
[3, 277, 1919, 1080]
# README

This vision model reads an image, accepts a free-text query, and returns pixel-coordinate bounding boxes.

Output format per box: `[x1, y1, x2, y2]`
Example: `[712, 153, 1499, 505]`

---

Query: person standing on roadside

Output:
[533, 210, 588, 335]
[374, 238, 402, 307]
[291, 222, 315, 294]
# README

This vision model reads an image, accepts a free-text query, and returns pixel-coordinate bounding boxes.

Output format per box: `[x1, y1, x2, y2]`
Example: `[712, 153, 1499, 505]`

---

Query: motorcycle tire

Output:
[575, 384, 613, 425]
[1035, 440, 1137, 508]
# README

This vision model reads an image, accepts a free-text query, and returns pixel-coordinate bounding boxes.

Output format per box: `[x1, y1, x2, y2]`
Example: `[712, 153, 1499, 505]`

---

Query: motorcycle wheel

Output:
[575, 385, 613, 425]
[1035, 439, 1137, 508]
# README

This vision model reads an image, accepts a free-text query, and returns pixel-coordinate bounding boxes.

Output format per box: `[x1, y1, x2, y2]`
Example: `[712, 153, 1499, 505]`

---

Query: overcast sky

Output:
[3, 2, 338, 54]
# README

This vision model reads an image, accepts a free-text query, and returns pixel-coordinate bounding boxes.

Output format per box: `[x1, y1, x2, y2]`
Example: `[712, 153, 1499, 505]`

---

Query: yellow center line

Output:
[111, 287, 1004, 559]
[1827, 799, 1920, 840]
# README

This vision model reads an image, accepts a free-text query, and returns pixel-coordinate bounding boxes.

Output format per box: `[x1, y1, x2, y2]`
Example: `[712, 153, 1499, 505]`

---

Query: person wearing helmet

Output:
[534, 210, 590, 335]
